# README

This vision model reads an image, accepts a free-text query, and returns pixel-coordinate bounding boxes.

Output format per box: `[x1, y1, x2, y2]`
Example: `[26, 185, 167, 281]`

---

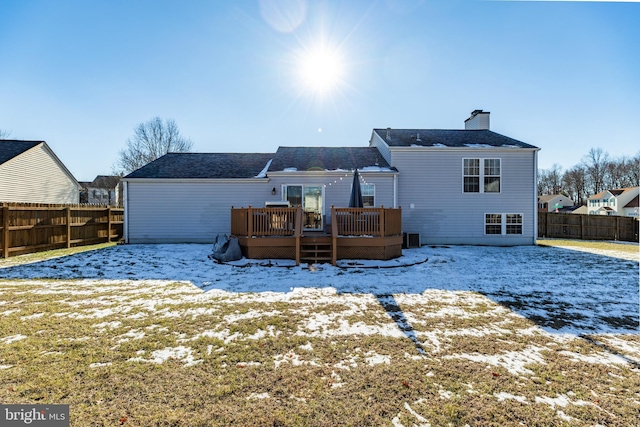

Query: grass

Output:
[537, 238, 639, 253]
[0, 241, 639, 426]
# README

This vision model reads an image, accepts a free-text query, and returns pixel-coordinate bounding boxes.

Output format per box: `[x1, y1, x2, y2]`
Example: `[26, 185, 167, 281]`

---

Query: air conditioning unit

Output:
[403, 233, 421, 249]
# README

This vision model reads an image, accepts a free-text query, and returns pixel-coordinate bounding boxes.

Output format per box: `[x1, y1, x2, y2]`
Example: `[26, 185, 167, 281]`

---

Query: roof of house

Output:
[589, 187, 639, 200]
[373, 129, 538, 149]
[269, 147, 393, 172]
[125, 147, 395, 179]
[88, 175, 121, 188]
[0, 140, 42, 166]
[124, 153, 275, 179]
[538, 194, 571, 203]
[624, 195, 639, 208]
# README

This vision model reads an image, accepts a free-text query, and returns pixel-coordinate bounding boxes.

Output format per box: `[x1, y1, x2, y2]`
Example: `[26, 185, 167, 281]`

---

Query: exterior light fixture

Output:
[271, 187, 276, 195]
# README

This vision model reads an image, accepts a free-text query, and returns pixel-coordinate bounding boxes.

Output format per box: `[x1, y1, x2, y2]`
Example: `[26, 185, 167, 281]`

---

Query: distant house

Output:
[538, 194, 575, 212]
[0, 140, 80, 204]
[587, 187, 640, 217]
[122, 110, 540, 246]
[80, 175, 122, 206]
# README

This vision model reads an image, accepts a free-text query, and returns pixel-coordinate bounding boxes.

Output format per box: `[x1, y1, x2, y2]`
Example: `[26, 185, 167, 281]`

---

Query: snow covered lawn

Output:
[0, 241, 638, 425]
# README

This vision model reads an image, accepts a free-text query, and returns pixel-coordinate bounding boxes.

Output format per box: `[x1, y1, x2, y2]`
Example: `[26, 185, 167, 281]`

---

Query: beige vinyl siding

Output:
[392, 148, 537, 245]
[0, 143, 79, 204]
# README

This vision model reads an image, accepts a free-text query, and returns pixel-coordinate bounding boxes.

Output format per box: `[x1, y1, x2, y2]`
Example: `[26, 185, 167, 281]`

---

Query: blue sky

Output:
[1, 0, 638, 181]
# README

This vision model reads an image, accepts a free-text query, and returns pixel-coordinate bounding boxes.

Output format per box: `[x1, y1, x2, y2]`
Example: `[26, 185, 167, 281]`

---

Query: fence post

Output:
[2, 206, 8, 259]
[247, 205, 253, 237]
[380, 207, 385, 237]
[66, 207, 71, 248]
[107, 207, 112, 242]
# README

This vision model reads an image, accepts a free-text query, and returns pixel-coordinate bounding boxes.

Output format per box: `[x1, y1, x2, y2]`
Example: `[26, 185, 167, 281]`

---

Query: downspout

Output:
[393, 173, 398, 209]
[123, 180, 129, 243]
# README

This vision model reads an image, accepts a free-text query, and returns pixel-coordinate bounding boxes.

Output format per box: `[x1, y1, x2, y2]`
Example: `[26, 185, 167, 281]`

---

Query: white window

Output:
[464, 158, 500, 193]
[361, 184, 375, 207]
[485, 213, 522, 235]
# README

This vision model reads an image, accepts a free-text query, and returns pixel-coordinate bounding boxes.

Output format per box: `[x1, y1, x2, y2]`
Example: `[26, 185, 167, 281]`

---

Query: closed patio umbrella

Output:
[349, 169, 364, 208]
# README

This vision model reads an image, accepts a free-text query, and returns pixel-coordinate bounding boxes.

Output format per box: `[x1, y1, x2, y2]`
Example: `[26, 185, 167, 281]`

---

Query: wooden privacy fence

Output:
[1, 203, 124, 258]
[538, 212, 639, 242]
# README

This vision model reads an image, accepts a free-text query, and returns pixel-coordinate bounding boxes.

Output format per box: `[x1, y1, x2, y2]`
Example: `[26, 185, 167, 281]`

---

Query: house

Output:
[538, 194, 575, 212]
[80, 175, 122, 206]
[0, 139, 80, 204]
[122, 110, 539, 249]
[587, 187, 640, 217]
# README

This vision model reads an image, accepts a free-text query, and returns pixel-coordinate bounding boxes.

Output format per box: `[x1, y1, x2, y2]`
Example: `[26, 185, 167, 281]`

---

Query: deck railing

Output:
[231, 206, 301, 237]
[332, 206, 402, 237]
[231, 206, 402, 238]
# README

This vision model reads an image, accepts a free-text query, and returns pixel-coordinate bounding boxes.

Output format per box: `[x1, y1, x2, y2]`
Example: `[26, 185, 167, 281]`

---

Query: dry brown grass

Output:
[1, 277, 639, 426]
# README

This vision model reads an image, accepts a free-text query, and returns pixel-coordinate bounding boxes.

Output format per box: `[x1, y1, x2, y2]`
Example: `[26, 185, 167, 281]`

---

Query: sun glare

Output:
[297, 46, 344, 95]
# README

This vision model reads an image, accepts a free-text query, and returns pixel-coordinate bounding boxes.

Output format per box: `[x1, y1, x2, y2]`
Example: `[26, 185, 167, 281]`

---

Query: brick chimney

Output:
[464, 110, 490, 130]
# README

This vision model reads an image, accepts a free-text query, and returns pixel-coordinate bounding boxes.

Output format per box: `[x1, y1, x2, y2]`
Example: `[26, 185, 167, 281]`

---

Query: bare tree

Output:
[582, 147, 609, 195]
[563, 165, 588, 205]
[537, 163, 564, 195]
[0, 129, 11, 139]
[114, 117, 193, 175]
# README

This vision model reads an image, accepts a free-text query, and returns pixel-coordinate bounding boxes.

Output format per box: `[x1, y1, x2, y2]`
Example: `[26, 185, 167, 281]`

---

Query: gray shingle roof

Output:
[125, 147, 395, 179]
[270, 147, 393, 171]
[373, 129, 538, 149]
[124, 153, 275, 179]
[0, 140, 42, 165]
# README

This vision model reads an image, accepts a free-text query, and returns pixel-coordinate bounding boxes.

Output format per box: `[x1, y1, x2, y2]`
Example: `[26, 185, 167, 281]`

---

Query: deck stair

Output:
[299, 234, 333, 264]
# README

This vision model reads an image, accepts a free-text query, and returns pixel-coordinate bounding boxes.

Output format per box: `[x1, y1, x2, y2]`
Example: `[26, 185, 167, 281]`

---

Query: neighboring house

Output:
[587, 187, 640, 217]
[538, 194, 575, 212]
[122, 110, 540, 246]
[0, 139, 80, 204]
[570, 205, 589, 215]
[80, 175, 122, 205]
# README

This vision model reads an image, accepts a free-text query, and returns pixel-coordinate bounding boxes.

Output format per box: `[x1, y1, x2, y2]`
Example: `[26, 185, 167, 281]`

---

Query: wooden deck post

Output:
[2, 206, 9, 259]
[247, 205, 253, 237]
[66, 207, 71, 248]
[295, 206, 303, 266]
[331, 206, 337, 266]
[380, 206, 385, 237]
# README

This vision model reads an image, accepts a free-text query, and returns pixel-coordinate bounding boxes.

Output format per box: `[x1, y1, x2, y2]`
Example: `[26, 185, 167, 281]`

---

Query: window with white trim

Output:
[464, 158, 501, 193]
[361, 183, 375, 207]
[485, 213, 522, 235]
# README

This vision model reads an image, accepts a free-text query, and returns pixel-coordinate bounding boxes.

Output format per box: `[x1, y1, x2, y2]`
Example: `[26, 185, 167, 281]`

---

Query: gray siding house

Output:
[0, 140, 80, 204]
[123, 148, 397, 243]
[123, 111, 539, 246]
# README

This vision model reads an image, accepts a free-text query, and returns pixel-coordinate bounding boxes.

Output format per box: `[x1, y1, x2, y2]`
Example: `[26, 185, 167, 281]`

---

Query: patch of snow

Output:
[89, 362, 112, 368]
[283, 167, 297, 172]
[299, 342, 313, 351]
[128, 346, 202, 367]
[463, 143, 494, 148]
[1, 334, 27, 344]
[445, 345, 547, 376]
[247, 392, 270, 400]
[365, 351, 391, 366]
[20, 312, 45, 320]
[559, 350, 628, 366]
[495, 392, 528, 403]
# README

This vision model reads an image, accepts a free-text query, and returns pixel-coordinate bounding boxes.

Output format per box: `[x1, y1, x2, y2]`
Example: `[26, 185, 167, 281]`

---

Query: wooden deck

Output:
[231, 206, 403, 265]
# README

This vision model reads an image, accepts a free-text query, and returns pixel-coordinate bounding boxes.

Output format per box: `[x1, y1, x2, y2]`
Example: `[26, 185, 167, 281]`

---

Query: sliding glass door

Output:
[284, 185, 323, 230]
